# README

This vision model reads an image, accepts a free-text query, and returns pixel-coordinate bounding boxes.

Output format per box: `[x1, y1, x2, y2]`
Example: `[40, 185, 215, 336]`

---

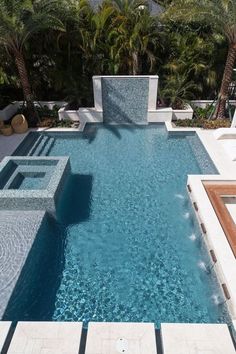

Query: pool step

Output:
[34, 135, 52, 156]
[40, 137, 55, 156]
[27, 134, 44, 156]
[28, 135, 55, 156]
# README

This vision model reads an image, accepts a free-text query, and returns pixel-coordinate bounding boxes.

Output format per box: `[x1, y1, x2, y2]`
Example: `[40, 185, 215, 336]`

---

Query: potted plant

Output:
[1, 124, 13, 136]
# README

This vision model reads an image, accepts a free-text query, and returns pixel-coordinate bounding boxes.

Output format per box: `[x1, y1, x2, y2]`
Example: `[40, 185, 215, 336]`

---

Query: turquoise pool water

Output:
[8, 124, 230, 327]
[10, 172, 46, 189]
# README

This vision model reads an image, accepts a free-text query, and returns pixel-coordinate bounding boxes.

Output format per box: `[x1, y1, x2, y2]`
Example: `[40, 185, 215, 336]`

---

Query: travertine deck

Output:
[0, 321, 11, 351]
[161, 323, 235, 354]
[1, 321, 236, 354]
[204, 182, 236, 257]
[7, 321, 82, 354]
[85, 322, 157, 354]
[0, 132, 28, 161]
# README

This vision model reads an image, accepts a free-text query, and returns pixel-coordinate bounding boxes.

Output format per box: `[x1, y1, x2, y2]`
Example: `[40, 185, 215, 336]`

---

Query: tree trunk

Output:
[132, 52, 140, 75]
[14, 51, 37, 126]
[214, 43, 236, 119]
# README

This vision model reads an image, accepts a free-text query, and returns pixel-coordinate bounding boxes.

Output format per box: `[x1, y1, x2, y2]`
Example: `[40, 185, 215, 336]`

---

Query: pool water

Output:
[8, 124, 230, 327]
[9, 172, 46, 190]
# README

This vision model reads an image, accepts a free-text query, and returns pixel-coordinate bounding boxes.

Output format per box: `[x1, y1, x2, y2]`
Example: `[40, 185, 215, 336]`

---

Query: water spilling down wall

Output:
[101, 77, 149, 123]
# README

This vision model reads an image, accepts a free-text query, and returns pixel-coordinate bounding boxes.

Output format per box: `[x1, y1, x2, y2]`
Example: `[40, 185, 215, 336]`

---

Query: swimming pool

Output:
[6, 124, 230, 327]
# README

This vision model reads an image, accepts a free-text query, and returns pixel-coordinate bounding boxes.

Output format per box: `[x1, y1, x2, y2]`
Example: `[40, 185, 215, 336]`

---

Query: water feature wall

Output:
[79, 75, 166, 124]
[101, 77, 149, 123]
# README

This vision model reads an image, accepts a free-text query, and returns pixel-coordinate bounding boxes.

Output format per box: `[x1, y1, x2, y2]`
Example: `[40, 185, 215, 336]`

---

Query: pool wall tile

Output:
[0, 210, 46, 318]
[79, 76, 160, 124]
[101, 77, 149, 123]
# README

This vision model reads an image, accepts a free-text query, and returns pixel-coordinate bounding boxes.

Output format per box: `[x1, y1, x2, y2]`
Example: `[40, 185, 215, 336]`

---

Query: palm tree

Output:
[161, 71, 199, 109]
[79, 1, 115, 75]
[163, 30, 224, 98]
[164, 0, 236, 118]
[109, 0, 159, 75]
[0, 0, 64, 125]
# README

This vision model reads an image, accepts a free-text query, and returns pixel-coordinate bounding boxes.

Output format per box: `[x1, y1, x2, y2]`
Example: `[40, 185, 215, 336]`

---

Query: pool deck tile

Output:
[161, 323, 235, 354]
[85, 322, 157, 354]
[0, 321, 11, 351]
[7, 321, 82, 354]
[0, 133, 29, 161]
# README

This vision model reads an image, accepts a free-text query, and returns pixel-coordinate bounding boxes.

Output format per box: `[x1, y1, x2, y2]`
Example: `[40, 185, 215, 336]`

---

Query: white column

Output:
[148, 76, 159, 111]
[93, 76, 103, 111]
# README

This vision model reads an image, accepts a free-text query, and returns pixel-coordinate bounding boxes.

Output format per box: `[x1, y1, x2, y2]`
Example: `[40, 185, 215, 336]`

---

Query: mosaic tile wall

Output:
[0, 210, 45, 318]
[101, 77, 149, 123]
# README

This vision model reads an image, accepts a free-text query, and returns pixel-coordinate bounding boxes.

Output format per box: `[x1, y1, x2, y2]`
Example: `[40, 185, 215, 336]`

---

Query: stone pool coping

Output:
[2, 321, 235, 354]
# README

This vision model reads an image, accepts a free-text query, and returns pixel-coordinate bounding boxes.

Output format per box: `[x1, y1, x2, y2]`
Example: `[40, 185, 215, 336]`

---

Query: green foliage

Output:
[160, 72, 198, 108]
[163, 0, 236, 117]
[38, 117, 73, 128]
[193, 105, 215, 119]
[35, 104, 60, 119]
[0, 0, 65, 53]
[107, 0, 159, 74]
[163, 0, 236, 45]
[175, 118, 231, 129]
[0, 0, 232, 107]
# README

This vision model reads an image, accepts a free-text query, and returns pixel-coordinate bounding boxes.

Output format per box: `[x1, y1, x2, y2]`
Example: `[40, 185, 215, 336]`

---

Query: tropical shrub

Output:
[175, 118, 231, 129]
[164, 0, 236, 118]
[0, 0, 65, 125]
[0, 0, 232, 119]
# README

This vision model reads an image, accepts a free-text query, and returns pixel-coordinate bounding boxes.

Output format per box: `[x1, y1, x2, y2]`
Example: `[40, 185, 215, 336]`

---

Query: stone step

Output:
[85, 322, 157, 354]
[7, 322, 82, 354]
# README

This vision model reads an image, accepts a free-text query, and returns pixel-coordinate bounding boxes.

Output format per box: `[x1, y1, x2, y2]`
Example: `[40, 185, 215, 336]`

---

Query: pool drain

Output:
[115, 338, 129, 353]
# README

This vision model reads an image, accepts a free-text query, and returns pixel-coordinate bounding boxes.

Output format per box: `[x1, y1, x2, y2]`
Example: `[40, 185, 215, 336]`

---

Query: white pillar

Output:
[148, 76, 159, 111]
[93, 76, 103, 111]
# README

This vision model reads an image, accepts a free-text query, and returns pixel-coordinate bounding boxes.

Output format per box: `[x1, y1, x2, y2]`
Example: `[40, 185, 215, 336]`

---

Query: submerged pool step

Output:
[27, 135, 44, 156]
[28, 136, 55, 156]
[40, 137, 55, 156]
[34, 136, 51, 156]
[3, 166, 24, 190]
